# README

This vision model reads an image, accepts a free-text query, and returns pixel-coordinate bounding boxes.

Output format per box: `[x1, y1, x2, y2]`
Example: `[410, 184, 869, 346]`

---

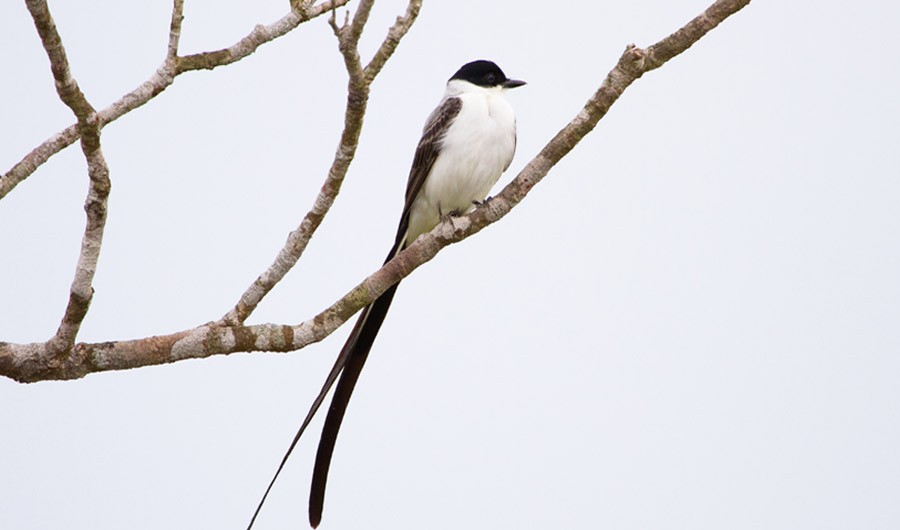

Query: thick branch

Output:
[1, 0, 350, 200]
[0, 0, 752, 383]
[0, 222, 434, 383]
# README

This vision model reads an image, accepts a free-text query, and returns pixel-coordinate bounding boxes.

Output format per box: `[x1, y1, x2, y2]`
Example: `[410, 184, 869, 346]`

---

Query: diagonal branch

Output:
[222, 0, 422, 325]
[1, 0, 351, 201]
[0, 0, 752, 383]
[487, 0, 753, 212]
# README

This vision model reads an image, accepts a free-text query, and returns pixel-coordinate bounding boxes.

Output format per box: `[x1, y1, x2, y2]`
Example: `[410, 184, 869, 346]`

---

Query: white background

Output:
[2, 1, 899, 528]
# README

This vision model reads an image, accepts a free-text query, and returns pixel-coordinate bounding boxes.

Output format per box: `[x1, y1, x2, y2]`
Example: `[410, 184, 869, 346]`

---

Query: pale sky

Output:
[2, 1, 899, 529]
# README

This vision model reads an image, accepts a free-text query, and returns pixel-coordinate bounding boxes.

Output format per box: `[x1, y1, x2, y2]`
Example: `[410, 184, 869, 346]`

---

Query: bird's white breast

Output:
[406, 84, 517, 243]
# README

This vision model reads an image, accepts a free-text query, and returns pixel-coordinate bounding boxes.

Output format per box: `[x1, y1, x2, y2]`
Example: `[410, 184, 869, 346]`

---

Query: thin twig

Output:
[166, 0, 185, 60]
[364, 0, 422, 82]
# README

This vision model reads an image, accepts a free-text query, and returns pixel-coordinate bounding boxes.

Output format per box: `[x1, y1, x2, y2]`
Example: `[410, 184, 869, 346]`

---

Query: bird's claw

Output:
[438, 204, 463, 230]
[472, 196, 494, 207]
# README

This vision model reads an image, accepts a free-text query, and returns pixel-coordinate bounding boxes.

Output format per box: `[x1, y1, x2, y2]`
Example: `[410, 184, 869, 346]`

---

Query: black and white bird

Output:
[248, 59, 525, 529]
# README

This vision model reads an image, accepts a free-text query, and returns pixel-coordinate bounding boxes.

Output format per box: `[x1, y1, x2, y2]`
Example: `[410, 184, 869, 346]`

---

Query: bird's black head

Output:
[450, 60, 526, 89]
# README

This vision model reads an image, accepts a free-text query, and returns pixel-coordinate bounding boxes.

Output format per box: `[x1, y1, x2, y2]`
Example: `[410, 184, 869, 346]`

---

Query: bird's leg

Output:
[438, 202, 463, 230]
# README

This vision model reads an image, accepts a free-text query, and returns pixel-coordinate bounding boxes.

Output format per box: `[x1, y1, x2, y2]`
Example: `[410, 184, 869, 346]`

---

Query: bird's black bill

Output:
[502, 78, 526, 89]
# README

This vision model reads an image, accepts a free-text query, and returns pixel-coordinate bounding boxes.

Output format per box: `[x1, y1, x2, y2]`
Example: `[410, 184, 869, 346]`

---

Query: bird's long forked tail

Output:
[309, 282, 398, 527]
[247, 244, 403, 530]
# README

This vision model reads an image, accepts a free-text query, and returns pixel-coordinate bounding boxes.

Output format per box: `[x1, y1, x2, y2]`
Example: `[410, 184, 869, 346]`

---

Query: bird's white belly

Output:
[406, 91, 517, 244]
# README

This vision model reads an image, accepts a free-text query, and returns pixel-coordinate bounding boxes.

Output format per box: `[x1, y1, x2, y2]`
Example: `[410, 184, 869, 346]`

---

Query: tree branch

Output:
[24, 0, 95, 122]
[221, 0, 422, 325]
[364, 0, 422, 82]
[0, 0, 350, 200]
[175, 0, 349, 73]
[166, 0, 185, 61]
[0, 0, 752, 383]
[25, 0, 112, 354]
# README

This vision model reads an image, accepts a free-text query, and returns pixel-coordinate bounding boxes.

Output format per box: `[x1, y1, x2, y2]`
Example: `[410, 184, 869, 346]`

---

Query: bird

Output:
[247, 59, 525, 529]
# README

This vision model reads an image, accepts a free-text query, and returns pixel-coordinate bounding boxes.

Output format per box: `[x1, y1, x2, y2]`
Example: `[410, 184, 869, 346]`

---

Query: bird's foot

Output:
[438, 205, 463, 230]
[472, 196, 494, 208]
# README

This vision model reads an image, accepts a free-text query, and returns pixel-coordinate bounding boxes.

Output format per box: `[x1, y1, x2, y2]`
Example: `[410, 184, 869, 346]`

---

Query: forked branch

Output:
[1, 0, 351, 200]
[222, 0, 423, 325]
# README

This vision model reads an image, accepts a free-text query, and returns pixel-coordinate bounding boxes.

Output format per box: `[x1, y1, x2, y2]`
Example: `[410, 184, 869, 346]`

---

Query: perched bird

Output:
[248, 59, 525, 529]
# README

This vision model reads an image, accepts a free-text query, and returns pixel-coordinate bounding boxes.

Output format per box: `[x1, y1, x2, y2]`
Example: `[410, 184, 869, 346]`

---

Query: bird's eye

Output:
[486, 73, 497, 84]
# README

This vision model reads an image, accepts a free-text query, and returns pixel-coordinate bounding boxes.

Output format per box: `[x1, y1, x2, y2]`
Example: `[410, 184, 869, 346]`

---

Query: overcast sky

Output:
[2, 0, 899, 529]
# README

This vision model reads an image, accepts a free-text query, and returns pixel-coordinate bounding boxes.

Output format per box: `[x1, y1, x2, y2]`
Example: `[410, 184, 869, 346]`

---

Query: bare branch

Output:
[364, 0, 422, 82]
[346, 0, 374, 44]
[1, 125, 81, 199]
[24, 0, 96, 122]
[0, 226, 421, 383]
[1, 0, 350, 200]
[49, 139, 110, 353]
[1, 0, 752, 383]
[175, 0, 352, 73]
[490, 0, 753, 214]
[25, 0, 112, 353]
[222, 0, 423, 324]
[166, 0, 185, 60]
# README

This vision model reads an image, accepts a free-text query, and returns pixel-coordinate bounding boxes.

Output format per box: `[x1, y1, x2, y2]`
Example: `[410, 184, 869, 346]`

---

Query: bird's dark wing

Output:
[393, 96, 463, 249]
